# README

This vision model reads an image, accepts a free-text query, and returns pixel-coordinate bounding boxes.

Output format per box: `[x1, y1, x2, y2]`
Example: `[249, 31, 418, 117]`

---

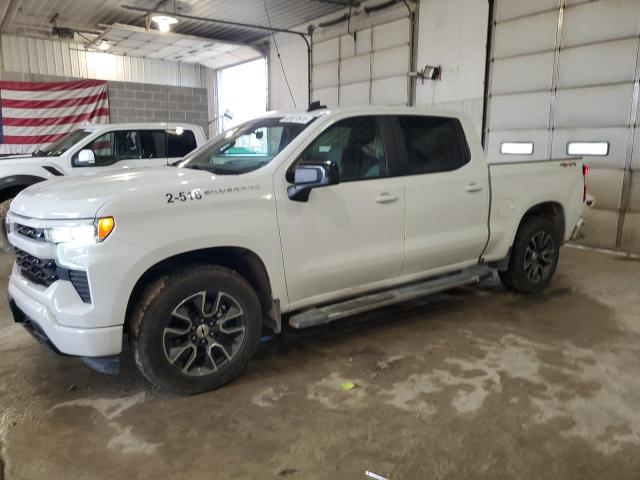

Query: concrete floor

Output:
[1, 247, 639, 479]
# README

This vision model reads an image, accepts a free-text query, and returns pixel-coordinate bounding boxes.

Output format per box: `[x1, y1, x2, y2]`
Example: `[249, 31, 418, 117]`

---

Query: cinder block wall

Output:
[0, 71, 209, 135]
[108, 81, 209, 134]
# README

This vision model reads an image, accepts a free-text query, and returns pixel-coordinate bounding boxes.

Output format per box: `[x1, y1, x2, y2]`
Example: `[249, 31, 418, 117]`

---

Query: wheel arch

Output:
[0, 175, 46, 203]
[518, 201, 566, 239]
[124, 246, 279, 335]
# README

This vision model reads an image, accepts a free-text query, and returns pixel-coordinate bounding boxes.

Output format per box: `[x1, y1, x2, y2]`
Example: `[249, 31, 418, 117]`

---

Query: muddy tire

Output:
[130, 265, 262, 394]
[0, 197, 14, 253]
[499, 217, 561, 294]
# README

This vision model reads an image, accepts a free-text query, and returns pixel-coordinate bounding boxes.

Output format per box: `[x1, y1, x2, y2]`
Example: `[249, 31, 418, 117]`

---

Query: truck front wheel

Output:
[130, 265, 263, 394]
[499, 217, 561, 294]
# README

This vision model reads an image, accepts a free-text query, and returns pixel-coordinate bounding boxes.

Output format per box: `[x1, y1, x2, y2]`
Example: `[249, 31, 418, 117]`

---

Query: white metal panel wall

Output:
[310, 6, 412, 108]
[485, 0, 640, 252]
[1, 34, 208, 88]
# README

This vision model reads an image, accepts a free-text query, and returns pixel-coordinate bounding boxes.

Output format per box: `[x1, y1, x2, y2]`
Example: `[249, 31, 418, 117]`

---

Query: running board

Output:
[288, 265, 492, 329]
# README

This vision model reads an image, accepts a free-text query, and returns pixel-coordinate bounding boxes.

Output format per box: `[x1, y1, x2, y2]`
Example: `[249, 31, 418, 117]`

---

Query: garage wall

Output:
[268, 0, 489, 135]
[0, 34, 208, 88]
[0, 70, 209, 134]
[311, 3, 413, 108]
[0, 34, 212, 135]
[268, 33, 309, 111]
[414, 0, 489, 136]
[484, 0, 640, 253]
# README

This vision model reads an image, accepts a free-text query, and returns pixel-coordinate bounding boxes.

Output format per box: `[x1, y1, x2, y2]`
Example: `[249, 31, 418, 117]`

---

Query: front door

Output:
[72, 129, 150, 173]
[275, 115, 405, 309]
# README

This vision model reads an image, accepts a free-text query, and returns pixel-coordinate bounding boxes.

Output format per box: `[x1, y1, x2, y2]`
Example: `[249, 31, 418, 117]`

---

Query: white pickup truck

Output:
[6, 106, 586, 394]
[0, 122, 207, 251]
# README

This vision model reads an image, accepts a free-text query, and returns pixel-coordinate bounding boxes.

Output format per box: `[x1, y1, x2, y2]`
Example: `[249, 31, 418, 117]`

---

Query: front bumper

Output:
[8, 265, 123, 357]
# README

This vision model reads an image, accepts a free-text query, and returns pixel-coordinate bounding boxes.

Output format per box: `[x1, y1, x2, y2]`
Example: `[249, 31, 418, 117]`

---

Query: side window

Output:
[140, 130, 167, 158]
[397, 116, 469, 175]
[79, 130, 142, 166]
[167, 129, 197, 157]
[299, 117, 387, 182]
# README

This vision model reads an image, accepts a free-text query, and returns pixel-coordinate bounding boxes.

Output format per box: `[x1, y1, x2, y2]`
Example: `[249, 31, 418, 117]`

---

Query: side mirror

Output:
[76, 149, 96, 165]
[287, 161, 339, 202]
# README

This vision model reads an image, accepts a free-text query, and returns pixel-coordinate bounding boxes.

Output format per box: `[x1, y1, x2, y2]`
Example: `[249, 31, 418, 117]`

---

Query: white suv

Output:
[0, 122, 207, 250]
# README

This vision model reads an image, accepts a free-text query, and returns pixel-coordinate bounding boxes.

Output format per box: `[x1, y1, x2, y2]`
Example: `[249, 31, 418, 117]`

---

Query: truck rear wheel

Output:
[0, 197, 14, 253]
[130, 265, 263, 394]
[499, 217, 561, 294]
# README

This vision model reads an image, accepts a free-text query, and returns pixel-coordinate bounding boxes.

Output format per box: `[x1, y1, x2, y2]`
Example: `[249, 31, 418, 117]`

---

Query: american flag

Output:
[0, 79, 109, 155]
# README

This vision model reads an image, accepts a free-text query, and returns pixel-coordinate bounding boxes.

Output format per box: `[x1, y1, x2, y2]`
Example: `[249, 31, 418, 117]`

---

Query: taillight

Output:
[582, 164, 589, 202]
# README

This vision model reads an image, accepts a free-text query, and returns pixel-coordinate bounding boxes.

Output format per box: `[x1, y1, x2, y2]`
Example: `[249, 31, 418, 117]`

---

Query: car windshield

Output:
[178, 116, 314, 175]
[35, 129, 93, 157]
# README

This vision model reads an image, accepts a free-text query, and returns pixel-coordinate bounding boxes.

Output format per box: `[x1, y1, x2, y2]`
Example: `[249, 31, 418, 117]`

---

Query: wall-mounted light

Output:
[150, 14, 179, 32]
[98, 40, 110, 51]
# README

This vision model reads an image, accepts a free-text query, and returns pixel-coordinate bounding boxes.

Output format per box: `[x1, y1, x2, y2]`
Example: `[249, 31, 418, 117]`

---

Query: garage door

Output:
[311, 4, 413, 108]
[484, 0, 640, 253]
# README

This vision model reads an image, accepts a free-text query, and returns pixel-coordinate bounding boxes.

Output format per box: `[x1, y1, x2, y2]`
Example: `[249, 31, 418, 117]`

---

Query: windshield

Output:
[37, 129, 92, 157]
[178, 116, 314, 175]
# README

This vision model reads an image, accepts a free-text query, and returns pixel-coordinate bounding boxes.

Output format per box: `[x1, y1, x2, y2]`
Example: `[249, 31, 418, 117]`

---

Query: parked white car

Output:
[6, 106, 587, 393]
[0, 122, 207, 250]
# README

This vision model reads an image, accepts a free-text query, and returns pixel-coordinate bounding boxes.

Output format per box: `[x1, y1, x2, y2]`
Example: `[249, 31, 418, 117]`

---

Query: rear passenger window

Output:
[397, 116, 469, 175]
[299, 116, 387, 182]
[167, 129, 197, 158]
[140, 130, 167, 158]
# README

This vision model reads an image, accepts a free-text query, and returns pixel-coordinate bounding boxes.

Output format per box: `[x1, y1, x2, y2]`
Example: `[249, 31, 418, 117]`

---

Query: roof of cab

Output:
[261, 105, 466, 120]
[80, 122, 203, 131]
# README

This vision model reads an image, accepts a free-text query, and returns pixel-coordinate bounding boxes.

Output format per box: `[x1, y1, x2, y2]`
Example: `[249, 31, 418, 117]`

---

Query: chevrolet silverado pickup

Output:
[0, 122, 207, 251]
[6, 106, 586, 393]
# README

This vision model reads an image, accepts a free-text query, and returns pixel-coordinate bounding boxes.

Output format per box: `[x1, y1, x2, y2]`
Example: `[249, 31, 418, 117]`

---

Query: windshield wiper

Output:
[32, 149, 47, 157]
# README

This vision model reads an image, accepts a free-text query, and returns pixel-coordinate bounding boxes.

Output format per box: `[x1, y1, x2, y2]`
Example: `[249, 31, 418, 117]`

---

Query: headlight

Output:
[44, 216, 115, 245]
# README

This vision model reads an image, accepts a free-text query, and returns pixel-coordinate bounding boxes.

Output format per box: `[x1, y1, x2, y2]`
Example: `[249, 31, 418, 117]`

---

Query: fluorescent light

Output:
[567, 141, 609, 156]
[98, 40, 110, 51]
[500, 142, 534, 155]
[151, 14, 179, 33]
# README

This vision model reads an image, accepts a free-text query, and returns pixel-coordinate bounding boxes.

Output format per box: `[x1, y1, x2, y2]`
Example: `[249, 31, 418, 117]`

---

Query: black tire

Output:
[0, 197, 14, 253]
[499, 217, 561, 294]
[130, 265, 263, 394]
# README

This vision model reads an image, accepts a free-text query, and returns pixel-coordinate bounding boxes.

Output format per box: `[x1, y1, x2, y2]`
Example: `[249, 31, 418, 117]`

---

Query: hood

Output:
[0, 154, 59, 166]
[11, 167, 215, 219]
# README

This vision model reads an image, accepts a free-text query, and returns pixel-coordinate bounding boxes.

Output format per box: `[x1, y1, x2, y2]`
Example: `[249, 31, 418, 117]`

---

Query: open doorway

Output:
[216, 58, 267, 132]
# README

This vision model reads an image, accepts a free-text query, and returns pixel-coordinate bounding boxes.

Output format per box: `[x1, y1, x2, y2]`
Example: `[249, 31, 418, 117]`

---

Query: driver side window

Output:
[299, 116, 387, 182]
[77, 130, 142, 166]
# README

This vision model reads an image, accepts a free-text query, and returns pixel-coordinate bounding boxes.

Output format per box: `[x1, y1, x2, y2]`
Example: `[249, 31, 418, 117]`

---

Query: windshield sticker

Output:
[280, 114, 313, 125]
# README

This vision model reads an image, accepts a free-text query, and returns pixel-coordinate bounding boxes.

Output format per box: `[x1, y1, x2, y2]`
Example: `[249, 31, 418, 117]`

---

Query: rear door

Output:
[393, 115, 490, 275]
[140, 130, 168, 167]
[167, 128, 199, 164]
[275, 115, 405, 308]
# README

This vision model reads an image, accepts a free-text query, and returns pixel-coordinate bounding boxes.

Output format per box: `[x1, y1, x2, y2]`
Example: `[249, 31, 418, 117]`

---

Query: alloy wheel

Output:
[523, 231, 556, 284]
[162, 291, 246, 376]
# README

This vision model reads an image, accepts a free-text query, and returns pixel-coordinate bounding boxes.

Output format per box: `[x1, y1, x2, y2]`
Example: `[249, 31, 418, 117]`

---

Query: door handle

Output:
[464, 182, 483, 193]
[374, 192, 399, 204]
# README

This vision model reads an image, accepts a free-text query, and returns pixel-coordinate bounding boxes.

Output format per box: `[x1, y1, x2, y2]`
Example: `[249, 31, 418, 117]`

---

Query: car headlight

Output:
[44, 216, 115, 245]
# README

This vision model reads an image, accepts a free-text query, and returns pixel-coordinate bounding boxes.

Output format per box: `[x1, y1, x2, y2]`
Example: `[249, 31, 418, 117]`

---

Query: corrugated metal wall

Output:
[0, 34, 208, 88]
[485, 0, 640, 253]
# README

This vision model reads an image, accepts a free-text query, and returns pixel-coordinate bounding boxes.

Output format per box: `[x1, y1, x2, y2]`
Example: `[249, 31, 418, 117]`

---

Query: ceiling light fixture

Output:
[150, 14, 179, 32]
[98, 40, 110, 50]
